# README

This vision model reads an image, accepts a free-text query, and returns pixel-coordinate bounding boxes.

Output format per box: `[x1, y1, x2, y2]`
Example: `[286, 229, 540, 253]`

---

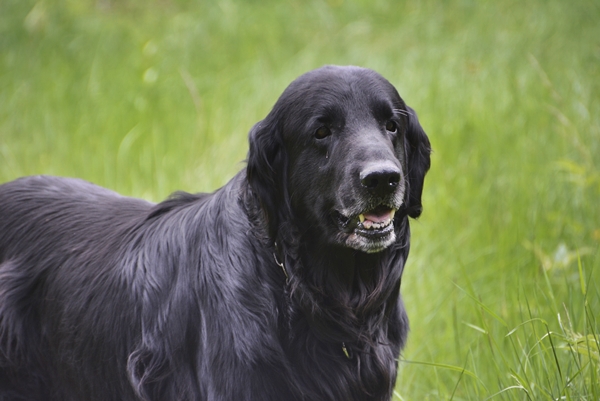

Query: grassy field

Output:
[1, 0, 599, 399]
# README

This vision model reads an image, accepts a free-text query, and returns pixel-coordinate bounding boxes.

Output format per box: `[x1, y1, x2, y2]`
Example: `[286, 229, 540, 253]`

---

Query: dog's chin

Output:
[333, 206, 397, 253]
[345, 229, 396, 253]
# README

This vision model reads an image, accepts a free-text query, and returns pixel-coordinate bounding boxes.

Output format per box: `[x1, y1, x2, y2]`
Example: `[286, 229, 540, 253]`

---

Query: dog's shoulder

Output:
[146, 191, 209, 220]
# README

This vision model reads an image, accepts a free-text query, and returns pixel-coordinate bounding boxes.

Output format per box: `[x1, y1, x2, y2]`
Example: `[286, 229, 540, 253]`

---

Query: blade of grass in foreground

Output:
[400, 360, 484, 385]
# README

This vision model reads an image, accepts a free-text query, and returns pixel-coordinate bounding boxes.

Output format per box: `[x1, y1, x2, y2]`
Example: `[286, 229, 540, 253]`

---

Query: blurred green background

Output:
[1, 0, 599, 399]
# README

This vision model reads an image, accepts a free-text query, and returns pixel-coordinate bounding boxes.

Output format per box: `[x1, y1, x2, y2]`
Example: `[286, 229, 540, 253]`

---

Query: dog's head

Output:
[247, 66, 431, 253]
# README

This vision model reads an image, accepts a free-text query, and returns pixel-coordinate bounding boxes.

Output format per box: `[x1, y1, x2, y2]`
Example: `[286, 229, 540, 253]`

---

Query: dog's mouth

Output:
[335, 205, 397, 252]
[356, 206, 395, 236]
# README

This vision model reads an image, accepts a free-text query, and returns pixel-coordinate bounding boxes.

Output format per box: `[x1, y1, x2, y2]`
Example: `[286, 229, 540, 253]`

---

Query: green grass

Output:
[1, 0, 599, 399]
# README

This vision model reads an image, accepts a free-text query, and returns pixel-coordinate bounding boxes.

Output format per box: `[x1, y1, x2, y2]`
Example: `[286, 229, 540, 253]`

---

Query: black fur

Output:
[0, 66, 431, 401]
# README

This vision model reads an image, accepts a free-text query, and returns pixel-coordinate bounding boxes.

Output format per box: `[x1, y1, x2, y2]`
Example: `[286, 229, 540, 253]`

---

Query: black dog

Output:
[0, 66, 430, 401]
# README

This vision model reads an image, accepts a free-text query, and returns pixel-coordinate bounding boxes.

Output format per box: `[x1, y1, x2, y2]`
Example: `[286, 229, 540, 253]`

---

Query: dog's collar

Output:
[273, 242, 352, 360]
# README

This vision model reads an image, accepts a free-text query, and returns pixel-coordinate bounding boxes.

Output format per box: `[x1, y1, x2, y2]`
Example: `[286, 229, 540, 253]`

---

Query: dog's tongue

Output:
[363, 207, 394, 223]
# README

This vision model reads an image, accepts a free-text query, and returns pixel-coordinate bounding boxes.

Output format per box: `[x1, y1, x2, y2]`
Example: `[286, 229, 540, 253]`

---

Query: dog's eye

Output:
[314, 126, 332, 139]
[385, 121, 398, 133]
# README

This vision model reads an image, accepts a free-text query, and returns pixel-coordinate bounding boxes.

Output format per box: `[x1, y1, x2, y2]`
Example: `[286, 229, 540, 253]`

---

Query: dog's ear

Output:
[246, 119, 287, 238]
[404, 106, 431, 218]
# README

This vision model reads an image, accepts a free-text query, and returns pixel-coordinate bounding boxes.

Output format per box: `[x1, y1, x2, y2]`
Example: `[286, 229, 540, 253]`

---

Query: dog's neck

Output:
[274, 225, 406, 399]
[275, 223, 405, 344]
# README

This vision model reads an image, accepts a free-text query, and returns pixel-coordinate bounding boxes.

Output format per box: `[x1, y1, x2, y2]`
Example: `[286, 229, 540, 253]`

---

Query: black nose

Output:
[360, 164, 402, 197]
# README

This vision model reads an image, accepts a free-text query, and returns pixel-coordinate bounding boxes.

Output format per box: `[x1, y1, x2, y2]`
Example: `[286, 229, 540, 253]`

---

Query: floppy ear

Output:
[246, 119, 287, 238]
[404, 106, 431, 218]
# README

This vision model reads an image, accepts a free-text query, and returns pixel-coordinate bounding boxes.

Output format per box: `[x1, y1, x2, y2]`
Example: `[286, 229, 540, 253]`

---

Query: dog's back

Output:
[0, 175, 152, 244]
[0, 176, 153, 285]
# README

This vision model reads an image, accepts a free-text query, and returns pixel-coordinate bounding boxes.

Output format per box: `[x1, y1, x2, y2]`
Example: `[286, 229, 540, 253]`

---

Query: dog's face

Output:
[247, 66, 430, 253]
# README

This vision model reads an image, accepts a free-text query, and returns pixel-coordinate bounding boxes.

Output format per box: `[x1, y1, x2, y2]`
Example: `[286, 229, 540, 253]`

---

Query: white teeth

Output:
[357, 209, 397, 231]
[359, 218, 390, 230]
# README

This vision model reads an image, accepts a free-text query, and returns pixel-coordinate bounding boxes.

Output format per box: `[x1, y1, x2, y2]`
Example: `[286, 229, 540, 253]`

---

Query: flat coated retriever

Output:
[0, 66, 431, 401]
